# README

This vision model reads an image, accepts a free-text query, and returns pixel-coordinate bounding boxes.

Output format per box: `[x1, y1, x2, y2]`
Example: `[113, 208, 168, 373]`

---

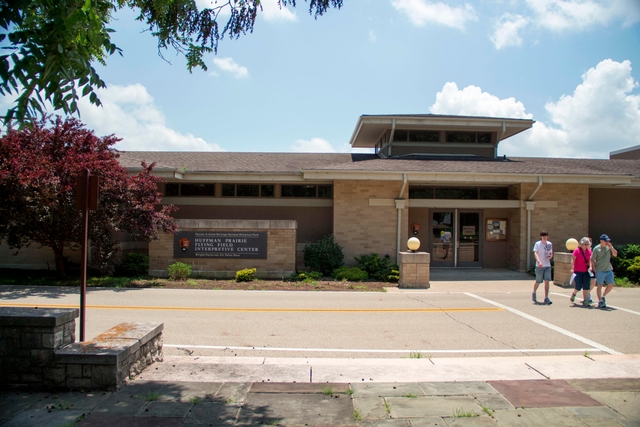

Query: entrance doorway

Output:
[430, 210, 482, 267]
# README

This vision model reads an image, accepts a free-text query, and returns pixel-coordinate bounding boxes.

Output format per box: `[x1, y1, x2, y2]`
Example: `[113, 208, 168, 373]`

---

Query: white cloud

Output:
[391, 0, 477, 30]
[212, 57, 249, 79]
[491, 13, 528, 49]
[369, 30, 377, 42]
[78, 84, 223, 152]
[291, 137, 337, 152]
[525, 0, 640, 31]
[261, 0, 297, 22]
[430, 82, 532, 118]
[429, 59, 640, 158]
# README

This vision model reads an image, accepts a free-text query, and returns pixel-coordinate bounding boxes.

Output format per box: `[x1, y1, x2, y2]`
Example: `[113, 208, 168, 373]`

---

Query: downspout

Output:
[526, 176, 543, 271]
[388, 118, 396, 158]
[396, 173, 408, 260]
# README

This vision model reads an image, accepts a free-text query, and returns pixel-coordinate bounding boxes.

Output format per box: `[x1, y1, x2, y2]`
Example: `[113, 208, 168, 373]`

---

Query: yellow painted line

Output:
[0, 302, 503, 313]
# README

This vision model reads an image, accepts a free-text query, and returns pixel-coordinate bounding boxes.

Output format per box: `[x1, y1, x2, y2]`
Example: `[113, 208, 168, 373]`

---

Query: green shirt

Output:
[591, 244, 613, 272]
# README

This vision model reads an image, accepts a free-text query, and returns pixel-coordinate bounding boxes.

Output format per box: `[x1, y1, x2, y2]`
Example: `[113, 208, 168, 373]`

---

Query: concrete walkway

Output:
[2, 354, 639, 426]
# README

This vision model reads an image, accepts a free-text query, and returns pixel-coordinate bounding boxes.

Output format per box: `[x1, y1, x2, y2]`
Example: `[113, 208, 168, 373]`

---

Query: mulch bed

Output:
[123, 278, 393, 292]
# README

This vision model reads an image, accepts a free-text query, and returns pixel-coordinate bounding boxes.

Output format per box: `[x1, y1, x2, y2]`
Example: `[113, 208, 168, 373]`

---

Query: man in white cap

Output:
[591, 234, 618, 308]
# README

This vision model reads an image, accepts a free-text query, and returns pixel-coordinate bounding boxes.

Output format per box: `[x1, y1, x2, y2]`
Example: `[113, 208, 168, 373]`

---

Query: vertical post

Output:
[79, 169, 89, 342]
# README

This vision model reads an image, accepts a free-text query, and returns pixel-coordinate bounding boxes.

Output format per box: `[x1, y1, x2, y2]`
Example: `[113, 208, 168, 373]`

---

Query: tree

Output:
[0, 116, 178, 276]
[0, 0, 344, 125]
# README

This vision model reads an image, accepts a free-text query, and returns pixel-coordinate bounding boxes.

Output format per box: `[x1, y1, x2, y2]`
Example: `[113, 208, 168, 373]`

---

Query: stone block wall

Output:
[398, 252, 430, 289]
[1, 308, 163, 391]
[510, 183, 589, 272]
[149, 219, 297, 278]
[553, 252, 573, 288]
[0, 308, 77, 388]
[333, 180, 407, 265]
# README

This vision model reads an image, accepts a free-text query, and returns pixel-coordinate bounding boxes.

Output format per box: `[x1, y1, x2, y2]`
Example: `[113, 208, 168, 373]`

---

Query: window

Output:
[410, 186, 509, 200]
[392, 130, 408, 141]
[446, 132, 493, 143]
[222, 184, 274, 197]
[409, 130, 439, 142]
[164, 183, 215, 196]
[281, 185, 333, 198]
[409, 187, 434, 199]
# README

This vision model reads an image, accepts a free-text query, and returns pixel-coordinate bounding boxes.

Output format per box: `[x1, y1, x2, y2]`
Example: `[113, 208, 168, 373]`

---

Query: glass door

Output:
[431, 211, 454, 267]
[457, 211, 481, 267]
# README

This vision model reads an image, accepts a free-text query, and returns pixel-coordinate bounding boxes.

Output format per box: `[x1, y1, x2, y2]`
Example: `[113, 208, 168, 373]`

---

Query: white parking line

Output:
[164, 344, 602, 354]
[464, 292, 621, 355]
[550, 292, 640, 316]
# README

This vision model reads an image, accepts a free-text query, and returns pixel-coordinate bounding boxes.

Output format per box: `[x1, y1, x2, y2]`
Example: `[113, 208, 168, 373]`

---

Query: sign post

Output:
[75, 169, 99, 342]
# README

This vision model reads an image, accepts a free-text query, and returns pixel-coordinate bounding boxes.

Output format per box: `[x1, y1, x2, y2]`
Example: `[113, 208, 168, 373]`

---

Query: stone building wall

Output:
[333, 180, 408, 266]
[149, 219, 297, 278]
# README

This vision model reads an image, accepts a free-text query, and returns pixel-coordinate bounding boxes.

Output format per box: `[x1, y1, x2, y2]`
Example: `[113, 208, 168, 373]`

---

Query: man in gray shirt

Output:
[591, 234, 618, 308]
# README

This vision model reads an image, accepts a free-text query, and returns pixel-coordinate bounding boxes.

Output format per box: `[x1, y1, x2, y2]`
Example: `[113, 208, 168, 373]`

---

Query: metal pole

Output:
[80, 169, 89, 342]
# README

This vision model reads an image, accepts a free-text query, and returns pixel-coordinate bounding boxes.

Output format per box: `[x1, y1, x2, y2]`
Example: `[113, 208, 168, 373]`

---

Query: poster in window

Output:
[486, 219, 508, 241]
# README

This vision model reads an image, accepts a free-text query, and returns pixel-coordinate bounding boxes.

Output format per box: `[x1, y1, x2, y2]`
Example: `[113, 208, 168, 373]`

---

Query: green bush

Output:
[333, 266, 368, 282]
[168, 262, 191, 281]
[612, 244, 640, 284]
[354, 253, 398, 282]
[387, 269, 399, 283]
[290, 271, 323, 282]
[236, 268, 256, 282]
[303, 234, 344, 276]
[115, 253, 149, 277]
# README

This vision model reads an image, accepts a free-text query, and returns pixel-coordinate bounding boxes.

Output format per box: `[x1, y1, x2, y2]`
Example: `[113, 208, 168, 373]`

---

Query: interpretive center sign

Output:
[174, 231, 267, 259]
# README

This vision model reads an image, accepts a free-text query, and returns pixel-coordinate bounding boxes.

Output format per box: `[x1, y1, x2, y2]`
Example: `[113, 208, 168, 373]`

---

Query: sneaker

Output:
[588, 297, 593, 304]
[582, 300, 590, 306]
[598, 300, 605, 308]
[602, 296, 606, 306]
[532, 293, 537, 303]
[544, 297, 552, 305]
[570, 294, 576, 303]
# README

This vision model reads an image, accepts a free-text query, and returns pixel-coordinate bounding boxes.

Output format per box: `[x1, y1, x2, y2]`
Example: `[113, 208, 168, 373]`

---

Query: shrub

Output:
[303, 234, 344, 276]
[333, 266, 368, 282]
[168, 262, 191, 281]
[612, 244, 640, 284]
[387, 269, 399, 283]
[115, 253, 149, 277]
[354, 253, 398, 281]
[290, 271, 323, 282]
[236, 268, 256, 282]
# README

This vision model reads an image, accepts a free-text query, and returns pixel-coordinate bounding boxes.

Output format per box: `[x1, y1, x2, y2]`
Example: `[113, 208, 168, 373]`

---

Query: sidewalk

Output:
[2, 354, 639, 426]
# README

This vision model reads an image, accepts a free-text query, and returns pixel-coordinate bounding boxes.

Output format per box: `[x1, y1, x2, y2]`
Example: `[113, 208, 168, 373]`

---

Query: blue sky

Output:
[6, 0, 640, 158]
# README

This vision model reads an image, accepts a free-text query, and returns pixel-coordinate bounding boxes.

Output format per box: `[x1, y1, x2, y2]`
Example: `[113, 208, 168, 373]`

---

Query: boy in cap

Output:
[591, 234, 618, 308]
[532, 231, 553, 304]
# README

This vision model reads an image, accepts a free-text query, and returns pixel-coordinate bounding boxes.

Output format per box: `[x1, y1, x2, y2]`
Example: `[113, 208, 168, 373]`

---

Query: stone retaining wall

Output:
[0, 308, 163, 390]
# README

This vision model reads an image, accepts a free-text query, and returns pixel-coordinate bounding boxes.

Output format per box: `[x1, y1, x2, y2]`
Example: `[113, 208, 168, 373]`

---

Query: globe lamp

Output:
[407, 237, 420, 252]
[565, 238, 579, 251]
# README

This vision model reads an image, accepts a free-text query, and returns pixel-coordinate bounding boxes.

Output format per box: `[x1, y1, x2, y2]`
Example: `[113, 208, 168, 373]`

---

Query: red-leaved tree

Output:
[0, 116, 177, 276]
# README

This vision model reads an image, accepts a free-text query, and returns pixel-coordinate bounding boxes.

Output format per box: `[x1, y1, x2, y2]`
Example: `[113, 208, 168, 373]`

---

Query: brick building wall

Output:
[333, 180, 408, 266]
[511, 183, 589, 271]
[149, 219, 296, 278]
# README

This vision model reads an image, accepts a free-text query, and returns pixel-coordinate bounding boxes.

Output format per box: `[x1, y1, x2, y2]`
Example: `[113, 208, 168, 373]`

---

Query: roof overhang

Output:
[349, 114, 535, 148]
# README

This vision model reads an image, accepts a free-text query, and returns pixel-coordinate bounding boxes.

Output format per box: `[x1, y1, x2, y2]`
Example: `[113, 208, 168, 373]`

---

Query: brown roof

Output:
[118, 151, 640, 179]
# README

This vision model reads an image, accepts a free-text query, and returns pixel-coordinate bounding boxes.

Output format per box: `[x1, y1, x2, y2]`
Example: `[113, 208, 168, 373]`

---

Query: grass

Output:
[384, 399, 392, 413]
[224, 397, 234, 404]
[481, 405, 494, 416]
[614, 277, 638, 288]
[409, 351, 423, 359]
[453, 407, 479, 418]
[267, 419, 281, 426]
[188, 396, 201, 404]
[344, 389, 354, 395]
[403, 393, 417, 398]
[353, 409, 363, 421]
[143, 392, 160, 402]
[321, 385, 336, 395]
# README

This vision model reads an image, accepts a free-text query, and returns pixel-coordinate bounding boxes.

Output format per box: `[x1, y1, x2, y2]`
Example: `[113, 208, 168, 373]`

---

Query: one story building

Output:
[2, 114, 639, 278]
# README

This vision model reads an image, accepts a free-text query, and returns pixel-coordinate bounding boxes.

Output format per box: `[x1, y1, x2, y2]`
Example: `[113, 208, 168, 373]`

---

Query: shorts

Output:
[535, 266, 551, 283]
[595, 270, 614, 285]
[573, 271, 591, 291]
